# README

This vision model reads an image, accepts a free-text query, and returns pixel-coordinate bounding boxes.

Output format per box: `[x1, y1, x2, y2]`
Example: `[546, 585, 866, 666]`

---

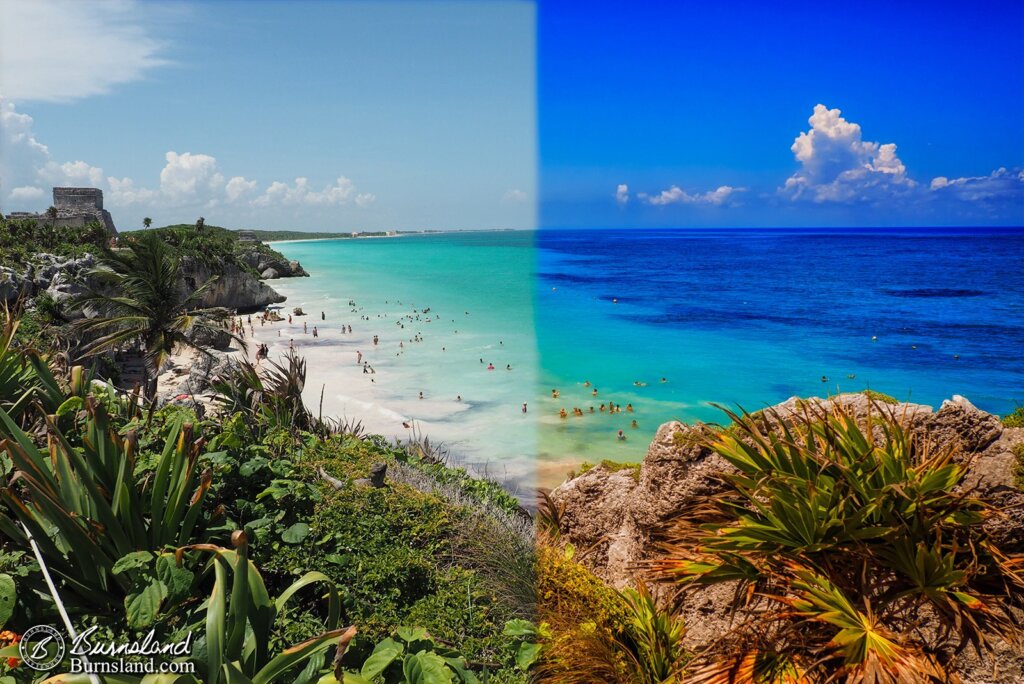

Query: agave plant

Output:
[648, 402, 1024, 683]
[0, 398, 214, 613]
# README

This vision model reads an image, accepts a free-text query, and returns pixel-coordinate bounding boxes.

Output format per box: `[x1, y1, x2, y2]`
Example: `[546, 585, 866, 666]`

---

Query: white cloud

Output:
[782, 104, 914, 202]
[9, 186, 44, 201]
[639, 184, 741, 206]
[159, 151, 225, 201]
[252, 176, 370, 207]
[0, 0, 169, 103]
[0, 96, 376, 218]
[502, 188, 527, 203]
[615, 183, 629, 206]
[929, 167, 1024, 202]
[225, 176, 258, 203]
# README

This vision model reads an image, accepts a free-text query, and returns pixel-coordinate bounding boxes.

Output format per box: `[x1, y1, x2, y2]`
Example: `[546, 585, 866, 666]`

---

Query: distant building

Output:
[3, 187, 117, 234]
[237, 230, 258, 242]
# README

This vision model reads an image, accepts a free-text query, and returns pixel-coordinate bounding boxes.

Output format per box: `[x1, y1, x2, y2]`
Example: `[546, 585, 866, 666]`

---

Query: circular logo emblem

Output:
[19, 625, 65, 671]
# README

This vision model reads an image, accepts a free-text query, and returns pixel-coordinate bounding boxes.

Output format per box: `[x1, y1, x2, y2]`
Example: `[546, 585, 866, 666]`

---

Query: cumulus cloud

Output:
[615, 183, 629, 206]
[929, 167, 1024, 202]
[252, 176, 369, 207]
[9, 186, 44, 202]
[781, 104, 914, 202]
[639, 184, 742, 206]
[0, 0, 169, 103]
[0, 96, 375, 216]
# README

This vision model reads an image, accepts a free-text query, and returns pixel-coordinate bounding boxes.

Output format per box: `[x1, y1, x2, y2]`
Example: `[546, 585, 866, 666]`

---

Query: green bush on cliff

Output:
[651, 403, 1023, 682]
[1003, 405, 1024, 428]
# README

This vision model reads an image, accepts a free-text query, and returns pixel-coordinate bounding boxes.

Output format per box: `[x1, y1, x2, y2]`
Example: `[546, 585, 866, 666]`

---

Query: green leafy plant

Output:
[649, 403, 1024, 683]
[0, 400, 215, 613]
[340, 626, 480, 684]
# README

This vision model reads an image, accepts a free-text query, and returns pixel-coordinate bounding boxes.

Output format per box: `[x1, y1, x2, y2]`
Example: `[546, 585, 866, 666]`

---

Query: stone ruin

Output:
[4, 187, 117, 234]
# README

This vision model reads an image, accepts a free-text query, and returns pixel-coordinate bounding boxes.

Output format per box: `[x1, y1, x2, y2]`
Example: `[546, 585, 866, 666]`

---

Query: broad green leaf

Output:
[515, 642, 541, 671]
[0, 574, 14, 628]
[125, 579, 166, 628]
[113, 550, 155, 575]
[396, 626, 431, 643]
[403, 651, 454, 684]
[501, 619, 536, 637]
[156, 553, 194, 604]
[360, 638, 404, 679]
[281, 522, 310, 544]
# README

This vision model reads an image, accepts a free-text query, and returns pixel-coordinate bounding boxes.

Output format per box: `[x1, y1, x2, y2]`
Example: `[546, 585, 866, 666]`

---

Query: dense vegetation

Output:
[0, 217, 110, 268]
[0, 309, 537, 682]
[0, 215, 294, 278]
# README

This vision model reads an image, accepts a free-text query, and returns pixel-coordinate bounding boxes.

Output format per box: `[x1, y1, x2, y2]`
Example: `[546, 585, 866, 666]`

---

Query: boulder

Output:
[261, 268, 280, 279]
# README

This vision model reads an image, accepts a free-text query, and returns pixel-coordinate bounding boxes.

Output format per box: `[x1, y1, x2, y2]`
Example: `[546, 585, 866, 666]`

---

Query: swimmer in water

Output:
[522, 402, 528, 413]
[592, 389, 598, 396]
[457, 395, 462, 401]
[552, 389, 560, 398]
[506, 364, 512, 370]
[660, 377, 667, 383]
[617, 429, 626, 441]
[626, 403, 633, 412]
[559, 408, 568, 419]
[584, 380, 591, 387]
[631, 420, 638, 429]
[487, 363, 495, 370]
[419, 391, 424, 400]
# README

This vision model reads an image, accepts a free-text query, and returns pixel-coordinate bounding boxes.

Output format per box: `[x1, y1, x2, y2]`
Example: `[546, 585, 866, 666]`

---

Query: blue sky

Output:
[2, 1, 1021, 231]
[540, 0, 1024, 227]
[0, 1, 536, 231]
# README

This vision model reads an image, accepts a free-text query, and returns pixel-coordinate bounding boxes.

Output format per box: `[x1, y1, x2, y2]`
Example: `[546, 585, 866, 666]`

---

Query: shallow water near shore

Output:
[271, 228, 1024, 488]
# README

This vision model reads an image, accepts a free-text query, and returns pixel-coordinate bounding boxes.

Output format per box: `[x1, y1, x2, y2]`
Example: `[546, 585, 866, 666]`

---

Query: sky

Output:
[540, 0, 1024, 228]
[1, 1, 1021, 232]
[0, 0, 536, 231]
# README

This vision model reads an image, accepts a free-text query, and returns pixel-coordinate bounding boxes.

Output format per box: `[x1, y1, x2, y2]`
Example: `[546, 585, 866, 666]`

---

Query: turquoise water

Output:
[268, 232, 538, 493]
[272, 228, 1024, 487]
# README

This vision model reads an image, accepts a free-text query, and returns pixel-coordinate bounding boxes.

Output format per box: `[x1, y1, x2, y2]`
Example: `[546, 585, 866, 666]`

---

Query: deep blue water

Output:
[535, 227, 1024, 465]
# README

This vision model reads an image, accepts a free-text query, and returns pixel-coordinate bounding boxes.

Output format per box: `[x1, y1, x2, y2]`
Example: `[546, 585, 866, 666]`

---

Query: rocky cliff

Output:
[1, 252, 292, 313]
[549, 392, 1023, 682]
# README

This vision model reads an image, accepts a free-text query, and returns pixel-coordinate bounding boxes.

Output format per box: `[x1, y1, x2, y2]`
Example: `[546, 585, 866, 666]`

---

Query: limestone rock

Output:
[261, 268, 280, 279]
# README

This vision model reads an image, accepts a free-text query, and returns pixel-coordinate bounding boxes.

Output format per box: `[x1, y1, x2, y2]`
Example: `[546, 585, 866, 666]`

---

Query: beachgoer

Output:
[313, 327, 318, 338]
[559, 408, 568, 419]
[457, 395, 462, 401]
[660, 377, 667, 383]
[506, 364, 512, 370]
[592, 389, 598, 396]
[631, 420, 639, 429]
[357, 351, 363, 363]
[487, 363, 495, 370]
[626, 403, 633, 412]
[617, 430, 626, 441]
[321, 312, 325, 320]
[522, 402, 527, 413]
[552, 389, 560, 398]
[289, 339, 294, 350]
[419, 391, 424, 400]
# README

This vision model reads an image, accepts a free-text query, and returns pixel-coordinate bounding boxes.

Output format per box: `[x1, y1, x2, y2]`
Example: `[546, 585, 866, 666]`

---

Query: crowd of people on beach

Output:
[241, 296, 653, 446]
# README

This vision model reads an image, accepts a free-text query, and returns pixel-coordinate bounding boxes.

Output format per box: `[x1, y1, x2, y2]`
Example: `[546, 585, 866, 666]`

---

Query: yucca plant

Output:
[212, 352, 312, 438]
[43, 531, 356, 684]
[0, 306, 65, 425]
[0, 399, 214, 614]
[649, 402, 1023, 683]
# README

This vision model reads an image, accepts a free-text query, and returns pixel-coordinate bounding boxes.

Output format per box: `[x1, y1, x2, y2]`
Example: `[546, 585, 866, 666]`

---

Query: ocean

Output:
[270, 228, 1024, 488]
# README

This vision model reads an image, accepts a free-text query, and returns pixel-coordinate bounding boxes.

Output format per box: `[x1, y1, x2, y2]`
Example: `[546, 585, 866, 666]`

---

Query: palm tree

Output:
[195, 216, 205, 232]
[143, 217, 152, 229]
[46, 206, 58, 221]
[73, 231, 242, 401]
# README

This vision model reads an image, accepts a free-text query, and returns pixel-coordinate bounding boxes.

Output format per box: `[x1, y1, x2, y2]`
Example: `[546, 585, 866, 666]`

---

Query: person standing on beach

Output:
[357, 351, 363, 364]
[313, 326, 318, 338]
[522, 402, 527, 413]
[321, 311, 325, 320]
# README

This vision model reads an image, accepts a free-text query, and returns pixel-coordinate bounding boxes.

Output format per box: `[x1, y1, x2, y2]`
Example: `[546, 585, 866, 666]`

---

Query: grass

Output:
[572, 459, 642, 481]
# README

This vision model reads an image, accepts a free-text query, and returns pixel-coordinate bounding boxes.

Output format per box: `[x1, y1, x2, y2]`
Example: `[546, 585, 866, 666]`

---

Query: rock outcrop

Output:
[236, 247, 308, 280]
[549, 392, 1024, 681]
[178, 256, 286, 312]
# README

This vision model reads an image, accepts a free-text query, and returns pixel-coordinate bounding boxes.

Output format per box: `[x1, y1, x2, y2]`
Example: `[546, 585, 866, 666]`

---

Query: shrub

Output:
[862, 389, 899, 404]
[1003, 405, 1024, 428]
[649, 403, 1024, 682]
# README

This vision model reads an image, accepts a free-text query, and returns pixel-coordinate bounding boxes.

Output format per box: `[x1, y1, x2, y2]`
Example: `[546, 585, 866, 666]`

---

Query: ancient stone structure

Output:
[3, 187, 117, 234]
